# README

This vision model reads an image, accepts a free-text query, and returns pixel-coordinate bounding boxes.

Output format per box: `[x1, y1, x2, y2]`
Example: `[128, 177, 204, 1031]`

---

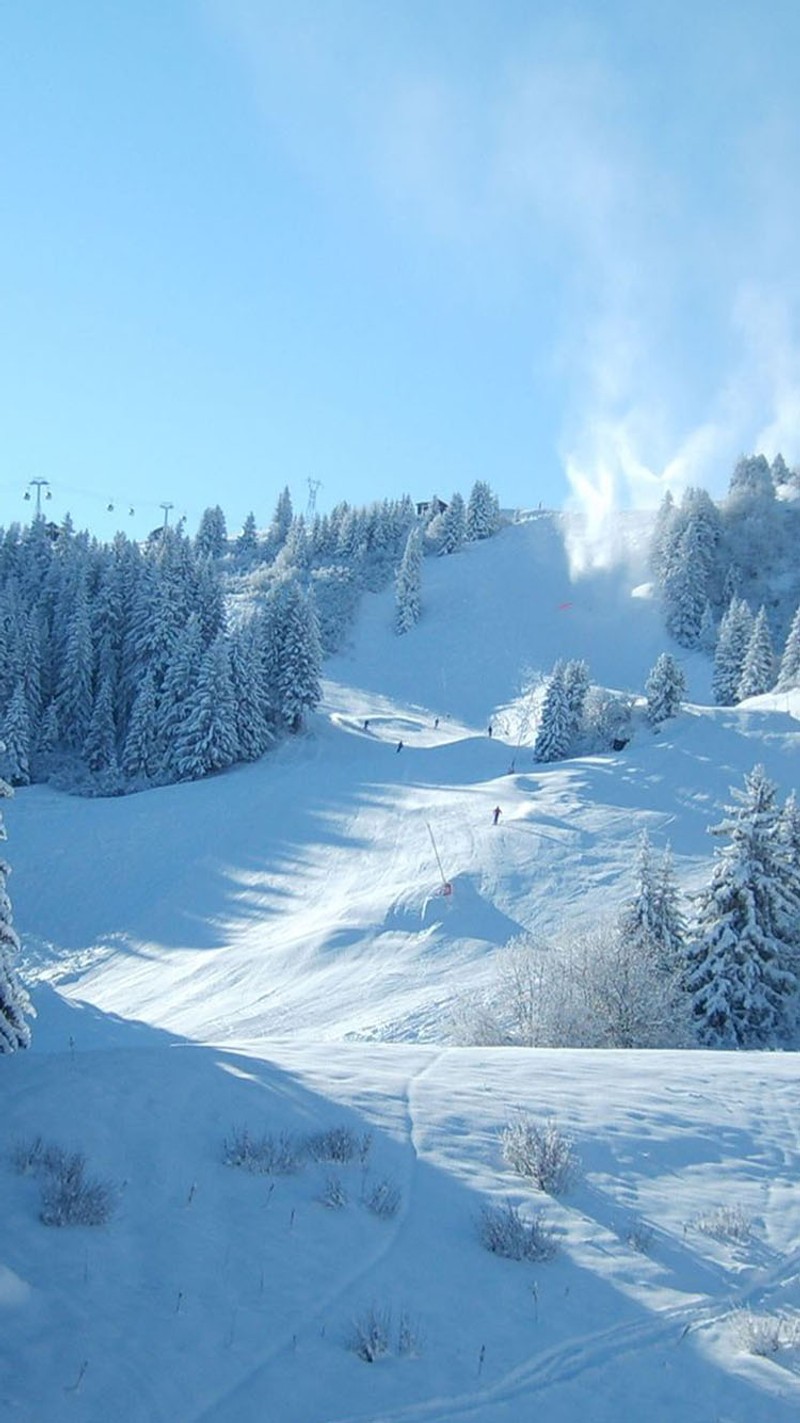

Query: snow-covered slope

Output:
[4, 511, 800, 1422]
[13, 512, 799, 1045]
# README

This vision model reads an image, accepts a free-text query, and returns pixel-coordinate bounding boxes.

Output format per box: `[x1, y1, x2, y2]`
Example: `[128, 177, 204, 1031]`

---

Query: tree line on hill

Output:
[0, 480, 501, 798]
[651, 453, 800, 701]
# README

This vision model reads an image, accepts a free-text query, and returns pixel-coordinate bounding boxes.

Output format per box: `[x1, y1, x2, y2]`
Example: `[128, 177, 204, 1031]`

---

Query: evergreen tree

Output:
[121, 669, 159, 781]
[737, 606, 775, 700]
[228, 627, 272, 762]
[269, 486, 293, 553]
[712, 598, 754, 705]
[83, 676, 118, 773]
[259, 577, 322, 732]
[1, 682, 30, 786]
[54, 580, 95, 749]
[194, 505, 227, 559]
[0, 770, 32, 1052]
[663, 520, 708, 647]
[395, 527, 423, 635]
[466, 481, 500, 541]
[236, 511, 259, 563]
[698, 600, 716, 656]
[563, 659, 590, 742]
[438, 491, 466, 555]
[649, 490, 676, 585]
[777, 604, 800, 690]
[686, 765, 800, 1047]
[38, 701, 59, 756]
[653, 844, 687, 974]
[172, 636, 239, 779]
[158, 616, 204, 778]
[534, 662, 572, 762]
[644, 652, 686, 726]
[618, 833, 686, 976]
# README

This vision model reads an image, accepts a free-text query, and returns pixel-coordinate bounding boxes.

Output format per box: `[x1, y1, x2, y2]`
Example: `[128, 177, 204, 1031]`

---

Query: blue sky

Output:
[2, 1, 800, 541]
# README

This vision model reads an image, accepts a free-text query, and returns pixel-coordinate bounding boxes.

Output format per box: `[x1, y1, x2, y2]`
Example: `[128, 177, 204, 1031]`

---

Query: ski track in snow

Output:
[193, 1052, 448, 1423]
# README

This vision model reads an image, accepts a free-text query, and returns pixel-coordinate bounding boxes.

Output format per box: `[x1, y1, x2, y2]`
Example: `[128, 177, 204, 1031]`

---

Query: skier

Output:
[396, 739, 403, 753]
[492, 805, 502, 826]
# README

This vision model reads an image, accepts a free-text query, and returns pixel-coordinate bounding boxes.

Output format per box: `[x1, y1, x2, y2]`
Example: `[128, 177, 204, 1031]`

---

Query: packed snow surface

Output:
[4, 512, 800, 1419]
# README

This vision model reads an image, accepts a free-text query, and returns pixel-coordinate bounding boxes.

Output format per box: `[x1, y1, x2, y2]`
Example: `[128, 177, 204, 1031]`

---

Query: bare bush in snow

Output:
[346, 1304, 422, 1361]
[347, 1305, 393, 1362]
[454, 923, 694, 1050]
[694, 1203, 753, 1244]
[732, 1310, 800, 1356]
[501, 1117, 579, 1195]
[364, 1177, 401, 1219]
[477, 1200, 558, 1261]
[39, 1151, 117, 1227]
[318, 1174, 348, 1209]
[306, 1125, 370, 1165]
[223, 1126, 304, 1175]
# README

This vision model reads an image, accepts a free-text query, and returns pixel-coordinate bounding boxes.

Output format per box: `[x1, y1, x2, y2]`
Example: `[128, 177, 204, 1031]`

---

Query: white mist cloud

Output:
[208, 2, 800, 563]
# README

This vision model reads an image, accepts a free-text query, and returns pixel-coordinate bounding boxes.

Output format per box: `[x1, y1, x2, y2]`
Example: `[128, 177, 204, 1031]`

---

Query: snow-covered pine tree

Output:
[0, 768, 32, 1051]
[158, 615, 205, 779]
[563, 659, 589, 743]
[617, 832, 688, 989]
[54, 580, 95, 749]
[83, 675, 118, 775]
[259, 576, 322, 732]
[778, 791, 800, 922]
[194, 505, 228, 559]
[533, 662, 572, 762]
[686, 765, 800, 1047]
[653, 843, 687, 974]
[228, 626, 272, 761]
[663, 520, 708, 647]
[698, 600, 716, 655]
[438, 492, 466, 555]
[121, 668, 159, 782]
[618, 831, 660, 945]
[712, 598, 754, 705]
[268, 486, 293, 554]
[649, 490, 676, 586]
[1, 681, 31, 786]
[395, 527, 423, 635]
[644, 652, 686, 726]
[236, 511, 259, 563]
[466, 481, 500, 542]
[737, 605, 775, 700]
[777, 605, 800, 691]
[172, 636, 239, 780]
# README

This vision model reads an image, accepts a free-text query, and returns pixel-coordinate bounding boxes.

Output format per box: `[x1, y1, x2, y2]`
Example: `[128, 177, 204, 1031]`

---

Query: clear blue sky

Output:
[3, 1, 800, 540]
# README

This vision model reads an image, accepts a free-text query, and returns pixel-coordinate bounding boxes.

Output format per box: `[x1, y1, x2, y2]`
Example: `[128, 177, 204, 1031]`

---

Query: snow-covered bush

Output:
[731, 1310, 800, 1356]
[364, 1177, 401, 1219]
[222, 1126, 304, 1175]
[500, 1117, 579, 1195]
[305, 1125, 364, 1164]
[318, 1174, 348, 1209]
[622, 1218, 654, 1253]
[38, 1148, 117, 1227]
[477, 1200, 558, 1262]
[347, 1305, 393, 1362]
[693, 1203, 753, 1244]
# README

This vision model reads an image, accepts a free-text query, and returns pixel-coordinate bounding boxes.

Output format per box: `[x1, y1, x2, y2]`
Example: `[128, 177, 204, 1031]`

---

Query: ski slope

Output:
[3, 511, 800, 1421]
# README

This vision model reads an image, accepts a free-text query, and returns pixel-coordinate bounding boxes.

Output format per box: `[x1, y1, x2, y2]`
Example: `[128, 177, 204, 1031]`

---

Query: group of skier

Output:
[361, 711, 502, 826]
